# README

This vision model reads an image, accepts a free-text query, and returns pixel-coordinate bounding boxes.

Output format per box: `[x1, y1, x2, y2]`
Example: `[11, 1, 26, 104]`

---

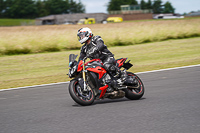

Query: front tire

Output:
[69, 80, 95, 106]
[123, 72, 145, 100]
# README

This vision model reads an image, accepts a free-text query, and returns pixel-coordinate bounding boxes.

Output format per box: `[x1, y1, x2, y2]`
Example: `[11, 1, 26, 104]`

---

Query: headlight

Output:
[69, 65, 77, 75]
[69, 62, 72, 67]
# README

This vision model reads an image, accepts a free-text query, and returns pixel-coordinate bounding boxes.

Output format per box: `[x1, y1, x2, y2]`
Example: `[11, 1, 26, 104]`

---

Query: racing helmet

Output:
[77, 27, 93, 44]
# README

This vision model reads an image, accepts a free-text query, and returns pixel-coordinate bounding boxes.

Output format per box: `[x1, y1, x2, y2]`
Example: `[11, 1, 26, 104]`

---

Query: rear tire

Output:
[123, 72, 145, 100]
[69, 80, 95, 106]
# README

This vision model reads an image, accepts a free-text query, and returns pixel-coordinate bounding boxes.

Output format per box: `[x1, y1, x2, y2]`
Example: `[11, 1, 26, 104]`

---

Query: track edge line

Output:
[1, 64, 200, 92]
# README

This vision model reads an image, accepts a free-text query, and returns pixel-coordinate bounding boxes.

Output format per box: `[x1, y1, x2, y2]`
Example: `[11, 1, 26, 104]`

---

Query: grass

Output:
[0, 37, 200, 89]
[0, 18, 200, 55]
[0, 19, 35, 26]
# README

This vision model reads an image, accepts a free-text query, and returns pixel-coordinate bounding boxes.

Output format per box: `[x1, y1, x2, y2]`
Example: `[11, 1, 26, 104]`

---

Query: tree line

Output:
[0, 0, 175, 19]
[0, 0, 85, 19]
[108, 0, 175, 14]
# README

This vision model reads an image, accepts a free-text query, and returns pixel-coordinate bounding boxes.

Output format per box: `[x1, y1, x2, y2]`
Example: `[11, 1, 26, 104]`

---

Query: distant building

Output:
[121, 5, 141, 12]
[108, 5, 153, 21]
[185, 11, 200, 17]
[109, 5, 152, 15]
[35, 13, 108, 25]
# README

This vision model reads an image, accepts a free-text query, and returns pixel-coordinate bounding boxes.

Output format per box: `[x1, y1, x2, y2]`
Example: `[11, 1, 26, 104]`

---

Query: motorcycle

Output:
[68, 54, 144, 106]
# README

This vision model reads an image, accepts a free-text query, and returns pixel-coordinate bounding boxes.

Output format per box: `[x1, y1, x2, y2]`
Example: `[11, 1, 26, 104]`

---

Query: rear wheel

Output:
[69, 80, 95, 106]
[123, 72, 144, 100]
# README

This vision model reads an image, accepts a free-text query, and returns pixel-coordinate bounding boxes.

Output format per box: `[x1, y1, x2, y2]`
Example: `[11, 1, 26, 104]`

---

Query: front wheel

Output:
[69, 80, 95, 106]
[123, 72, 145, 100]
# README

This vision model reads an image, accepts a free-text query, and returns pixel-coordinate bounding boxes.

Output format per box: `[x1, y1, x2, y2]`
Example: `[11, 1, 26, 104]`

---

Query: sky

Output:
[80, 0, 200, 14]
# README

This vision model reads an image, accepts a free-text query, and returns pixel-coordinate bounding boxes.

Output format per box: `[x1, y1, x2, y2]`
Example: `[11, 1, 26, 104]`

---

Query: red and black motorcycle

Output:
[68, 54, 144, 106]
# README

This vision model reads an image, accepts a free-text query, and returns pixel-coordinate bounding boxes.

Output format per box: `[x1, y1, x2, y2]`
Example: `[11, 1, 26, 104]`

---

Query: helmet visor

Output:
[77, 31, 88, 41]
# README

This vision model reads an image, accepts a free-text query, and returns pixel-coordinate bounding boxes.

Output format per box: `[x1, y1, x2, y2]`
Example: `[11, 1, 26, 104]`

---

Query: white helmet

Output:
[77, 27, 93, 44]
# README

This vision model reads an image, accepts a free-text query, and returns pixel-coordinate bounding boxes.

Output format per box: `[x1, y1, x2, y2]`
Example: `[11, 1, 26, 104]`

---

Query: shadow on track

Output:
[72, 97, 146, 107]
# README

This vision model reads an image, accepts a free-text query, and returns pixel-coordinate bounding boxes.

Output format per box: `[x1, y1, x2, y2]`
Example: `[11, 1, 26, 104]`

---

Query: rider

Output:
[77, 27, 127, 87]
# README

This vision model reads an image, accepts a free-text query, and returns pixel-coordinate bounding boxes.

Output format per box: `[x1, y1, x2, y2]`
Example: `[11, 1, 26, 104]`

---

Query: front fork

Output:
[82, 60, 91, 91]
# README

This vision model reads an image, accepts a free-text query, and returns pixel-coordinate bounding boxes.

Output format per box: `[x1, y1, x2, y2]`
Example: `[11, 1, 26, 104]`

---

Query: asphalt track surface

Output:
[0, 66, 200, 133]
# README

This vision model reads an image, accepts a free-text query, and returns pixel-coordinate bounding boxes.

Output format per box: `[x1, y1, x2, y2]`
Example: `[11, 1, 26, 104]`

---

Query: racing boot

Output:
[120, 70, 128, 82]
[124, 76, 138, 86]
[114, 69, 128, 86]
[116, 69, 137, 86]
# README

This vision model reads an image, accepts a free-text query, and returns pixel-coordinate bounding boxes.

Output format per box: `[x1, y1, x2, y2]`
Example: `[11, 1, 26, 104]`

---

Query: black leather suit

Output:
[78, 36, 119, 74]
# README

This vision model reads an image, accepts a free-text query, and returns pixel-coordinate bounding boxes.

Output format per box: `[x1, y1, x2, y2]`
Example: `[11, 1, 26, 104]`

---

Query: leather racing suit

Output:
[78, 35, 121, 76]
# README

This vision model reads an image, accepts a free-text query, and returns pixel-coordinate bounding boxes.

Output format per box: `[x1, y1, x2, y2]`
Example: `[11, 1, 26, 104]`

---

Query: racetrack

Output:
[0, 65, 200, 133]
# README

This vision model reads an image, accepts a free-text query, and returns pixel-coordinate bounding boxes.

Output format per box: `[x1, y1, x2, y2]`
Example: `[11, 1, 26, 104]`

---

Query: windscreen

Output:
[69, 54, 78, 63]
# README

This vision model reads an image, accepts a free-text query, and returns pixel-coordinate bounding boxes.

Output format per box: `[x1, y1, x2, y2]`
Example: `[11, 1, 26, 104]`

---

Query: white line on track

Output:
[1, 64, 200, 92]
[135, 64, 200, 74]
[0, 82, 69, 92]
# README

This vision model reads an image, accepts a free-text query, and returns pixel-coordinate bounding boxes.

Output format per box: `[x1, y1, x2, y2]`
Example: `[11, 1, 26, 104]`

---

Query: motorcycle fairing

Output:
[116, 58, 127, 68]
[99, 85, 109, 98]
[85, 59, 103, 66]
[77, 59, 103, 72]
[86, 66, 107, 79]
[77, 59, 106, 79]
[77, 60, 84, 72]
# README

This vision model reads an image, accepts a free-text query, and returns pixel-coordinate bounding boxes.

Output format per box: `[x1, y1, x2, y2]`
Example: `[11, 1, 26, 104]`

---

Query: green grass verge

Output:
[0, 37, 200, 89]
[0, 19, 35, 26]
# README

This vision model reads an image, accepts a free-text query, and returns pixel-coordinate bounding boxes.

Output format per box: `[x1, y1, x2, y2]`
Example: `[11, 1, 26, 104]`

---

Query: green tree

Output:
[68, 0, 85, 13]
[124, 0, 138, 5]
[7, 0, 37, 18]
[0, 0, 14, 18]
[45, 0, 69, 14]
[152, 0, 163, 13]
[140, 0, 147, 9]
[107, 0, 138, 11]
[107, 0, 122, 11]
[35, 0, 49, 17]
[146, 0, 152, 9]
[0, 0, 86, 18]
[0, 0, 5, 17]
[163, 1, 175, 13]
[45, 0, 85, 14]
[74, 0, 85, 13]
